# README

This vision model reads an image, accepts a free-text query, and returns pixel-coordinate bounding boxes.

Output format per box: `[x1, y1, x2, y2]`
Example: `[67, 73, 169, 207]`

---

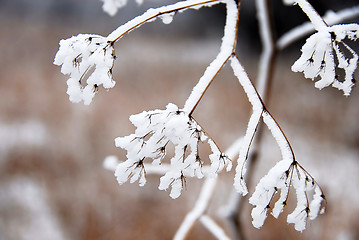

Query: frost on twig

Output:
[292, 24, 359, 96]
[101, 0, 144, 16]
[54, 0, 223, 105]
[249, 159, 326, 231]
[277, 6, 359, 50]
[114, 103, 232, 199]
[53, 34, 116, 105]
[230, 56, 326, 231]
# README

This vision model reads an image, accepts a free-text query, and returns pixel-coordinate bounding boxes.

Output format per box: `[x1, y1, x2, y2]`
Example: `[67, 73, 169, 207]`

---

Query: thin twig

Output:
[173, 135, 243, 240]
[107, 0, 222, 42]
[277, 5, 359, 50]
[182, 0, 240, 115]
[200, 215, 231, 240]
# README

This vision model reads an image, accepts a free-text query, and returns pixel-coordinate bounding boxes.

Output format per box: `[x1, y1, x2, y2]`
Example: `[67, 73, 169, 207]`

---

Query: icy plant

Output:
[249, 159, 325, 231]
[54, 0, 358, 238]
[53, 34, 116, 105]
[114, 103, 232, 198]
[291, 20, 359, 95]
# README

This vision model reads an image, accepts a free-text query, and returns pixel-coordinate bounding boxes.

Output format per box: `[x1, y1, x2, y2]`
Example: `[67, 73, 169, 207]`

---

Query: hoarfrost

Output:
[54, 34, 116, 105]
[249, 159, 326, 230]
[113, 103, 231, 198]
[292, 23, 359, 96]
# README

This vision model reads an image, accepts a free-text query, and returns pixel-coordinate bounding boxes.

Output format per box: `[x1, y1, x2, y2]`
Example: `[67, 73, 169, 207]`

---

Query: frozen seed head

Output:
[113, 103, 232, 198]
[54, 34, 116, 105]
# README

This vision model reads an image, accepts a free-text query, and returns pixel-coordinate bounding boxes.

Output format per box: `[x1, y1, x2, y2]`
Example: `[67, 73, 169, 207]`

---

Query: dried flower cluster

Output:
[249, 159, 326, 231]
[292, 24, 359, 95]
[115, 103, 232, 198]
[54, 34, 116, 105]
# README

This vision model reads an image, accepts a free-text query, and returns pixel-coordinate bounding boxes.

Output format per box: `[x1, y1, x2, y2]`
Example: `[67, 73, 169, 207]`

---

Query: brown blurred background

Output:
[0, 0, 358, 239]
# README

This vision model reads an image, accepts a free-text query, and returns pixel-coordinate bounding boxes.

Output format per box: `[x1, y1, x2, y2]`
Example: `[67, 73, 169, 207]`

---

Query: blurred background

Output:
[0, 0, 358, 239]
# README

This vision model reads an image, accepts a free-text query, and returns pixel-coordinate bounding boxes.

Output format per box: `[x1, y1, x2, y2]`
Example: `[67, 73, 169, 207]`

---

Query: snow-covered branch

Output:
[230, 55, 326, 230]
[200, 215, 231, 240]
[182, 0, 239, 115]
[54, 0, 222, 105]
[174, 177, 218, 240]
[283, 1, 359, 95]
[294, 0, 328, 30]
[277, 6, 359, 50]
[256, 0, 276, 98]
[107, 0, 222, 42]
[114, 103, 232, 199]
[174, 135, 242, 240]
[291, 23, 359, 95]
[53, 35, 116, 105]
[52, 0, 359, 236]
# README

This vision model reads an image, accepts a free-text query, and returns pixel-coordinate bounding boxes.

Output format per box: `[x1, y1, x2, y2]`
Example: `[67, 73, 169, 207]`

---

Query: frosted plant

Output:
[114, 103, 232, 199]
[290, 0, 359, 95]
[54, 0, 358, 238]
[249, 159, 326, 231]
[292, 24, 359, 95]
[53, 34, 116, 105]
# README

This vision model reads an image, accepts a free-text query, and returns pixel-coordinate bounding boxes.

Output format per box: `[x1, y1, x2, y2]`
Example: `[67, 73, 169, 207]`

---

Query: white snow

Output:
[277, 6, 359, 50]
[54, 34, 116, 105]
[114, 103, 231, 198]
[182, 0, 237, 114]
[292, 24, 358, 96]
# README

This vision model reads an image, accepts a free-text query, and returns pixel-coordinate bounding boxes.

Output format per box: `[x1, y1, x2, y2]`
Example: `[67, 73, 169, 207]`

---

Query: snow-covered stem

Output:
[295, 0, 328, 30]
[104, 156, 218, 176]
[200, 215, 231, 240]
[53, 0, 351, 234]
[182, 0, 239, 115]
[234, 109, 263, 195]
[107, 0, 222, 42]
[256, 0, 276, 98]
[230, 54, 295, 191]
[174, 136, 243, 240]
[222, 0, 277, 235]
[277, 5, 359, 50]
[174, 177, 218, 240]
[219, 187, 243, 240]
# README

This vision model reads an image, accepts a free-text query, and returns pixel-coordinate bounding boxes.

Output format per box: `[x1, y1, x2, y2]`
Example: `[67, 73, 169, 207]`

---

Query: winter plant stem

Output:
[277, 5, 359, 50]
[107, 0, 221, 42]
[174, 177, 219, 240]
[174, 136, 243, 240]
[295, 0, 328, 30]
[54, 0, 359, 237]
[183, 0, 240, 115]
[223, 0, 277, 238]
